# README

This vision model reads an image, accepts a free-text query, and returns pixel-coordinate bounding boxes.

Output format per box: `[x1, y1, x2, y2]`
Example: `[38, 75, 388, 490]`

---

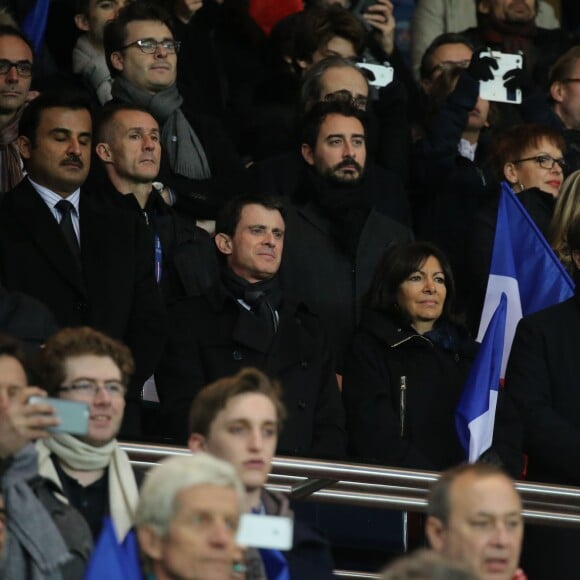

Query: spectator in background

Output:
[0, 25, 34, 194]
[521, 46, 580, 174]
[0, 333, 92, 579]
[549, 168, 580, 275]
[0, 89, 167, 436]
[342, 241, 476, 470]
[467, 123, 565, 331]
[157, 193, 346, 458]
[411, 0, 559, 83]
[496, 214, 580, 578]
[280, 99, 412, 371]
[135, 453, 245, 580]
[380, 548, 477, 580]
[36, 327, 140, 542]
[425, 463, 523, 580]
[94, 101, 220, 303]
[188, 366, 336, 580]
[103, 1, 244, 220]
[459, 0, 571, 90]
[72, 0, 126, 105]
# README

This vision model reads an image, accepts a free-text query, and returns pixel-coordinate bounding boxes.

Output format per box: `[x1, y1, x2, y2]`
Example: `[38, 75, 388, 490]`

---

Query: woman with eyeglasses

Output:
[467, 123, 566, 331]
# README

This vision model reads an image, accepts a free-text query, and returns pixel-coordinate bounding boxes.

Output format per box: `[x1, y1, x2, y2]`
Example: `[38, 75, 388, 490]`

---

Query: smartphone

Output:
[29, 396, 90, 436]
[236, 514, 294, 550]
[356, 61, 394, 88]
[478, 50, 523, 104]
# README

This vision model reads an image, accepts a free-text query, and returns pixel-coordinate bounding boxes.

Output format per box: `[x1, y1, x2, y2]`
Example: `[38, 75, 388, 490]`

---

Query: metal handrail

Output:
[121, 441, 580, 527]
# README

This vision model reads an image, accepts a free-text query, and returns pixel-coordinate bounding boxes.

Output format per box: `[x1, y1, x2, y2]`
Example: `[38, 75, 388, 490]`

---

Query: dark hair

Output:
[364, 241, 457, 326]
[419, 32, 474, 81]
[18, 89, 92, 147]
[292, 5, 365, 68]
[427, 462, 515, 525]
[0, 24, 34, 57]
[189, 367, 287, 437]
[95, 101, 155, 143]
[40, 326, 135, 396]
[103, 0, 172, 77]
[215, 193, 285, 239]
[0, 333, 29, 385]
[300, 55, 368, 112]
[300, 97, 367, 149]
[490, 123, 565, 182]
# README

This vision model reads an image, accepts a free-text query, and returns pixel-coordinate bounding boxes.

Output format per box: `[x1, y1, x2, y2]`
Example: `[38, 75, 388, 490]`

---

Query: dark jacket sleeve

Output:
[342, 331, 435, 469]
[505, 315, 580, 484]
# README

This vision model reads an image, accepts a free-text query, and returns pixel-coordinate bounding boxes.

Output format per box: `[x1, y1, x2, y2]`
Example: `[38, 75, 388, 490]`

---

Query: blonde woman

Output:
[549, 169, 580, 275]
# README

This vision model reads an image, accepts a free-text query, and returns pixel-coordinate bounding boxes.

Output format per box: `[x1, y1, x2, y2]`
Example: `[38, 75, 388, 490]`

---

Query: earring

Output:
[518, 182, 525, 192]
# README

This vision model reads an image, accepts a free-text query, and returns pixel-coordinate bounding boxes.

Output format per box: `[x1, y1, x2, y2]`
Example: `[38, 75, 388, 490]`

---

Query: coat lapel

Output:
[13, 181, 85, 295]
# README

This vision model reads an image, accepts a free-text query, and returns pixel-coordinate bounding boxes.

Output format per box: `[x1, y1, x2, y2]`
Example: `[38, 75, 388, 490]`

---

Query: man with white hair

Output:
[135, 453, 245, 580]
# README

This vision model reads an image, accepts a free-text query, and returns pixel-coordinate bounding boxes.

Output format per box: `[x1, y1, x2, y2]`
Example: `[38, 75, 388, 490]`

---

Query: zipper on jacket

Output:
[399, 375, 407, 438]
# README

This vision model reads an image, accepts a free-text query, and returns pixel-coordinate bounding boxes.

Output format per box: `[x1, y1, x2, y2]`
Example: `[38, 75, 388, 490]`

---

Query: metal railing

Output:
[121, 441, 580, 580]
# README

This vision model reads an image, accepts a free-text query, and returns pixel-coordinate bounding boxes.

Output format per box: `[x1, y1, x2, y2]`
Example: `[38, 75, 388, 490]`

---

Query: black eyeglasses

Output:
[512, 154, 566, 171]
[58, 379, 126, 398]
[120, 38, 181, 54]
[0, 59, 33, 77]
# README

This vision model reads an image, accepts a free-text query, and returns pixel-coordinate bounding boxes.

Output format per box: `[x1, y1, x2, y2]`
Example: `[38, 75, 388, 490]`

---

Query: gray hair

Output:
[134, 453, 245, 535]
[381, 548, 477, 580]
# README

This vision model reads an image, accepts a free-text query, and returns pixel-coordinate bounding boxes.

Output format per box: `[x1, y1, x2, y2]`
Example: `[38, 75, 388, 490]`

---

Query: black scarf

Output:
[221, 269, 283, 341]
[307, 170, 370, 259]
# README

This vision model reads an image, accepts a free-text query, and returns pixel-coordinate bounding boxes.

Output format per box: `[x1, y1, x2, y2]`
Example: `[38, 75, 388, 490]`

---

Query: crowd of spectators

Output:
[0, 0, 579, 578]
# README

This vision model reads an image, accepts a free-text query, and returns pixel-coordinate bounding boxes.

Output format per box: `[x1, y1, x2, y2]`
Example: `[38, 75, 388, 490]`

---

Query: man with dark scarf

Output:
[279, 99, 412, 372]
[155, 193, 347, 459]
[102, 1, 244, 220]
[0, 25, 34, 195]
[460, 0, 571, 90]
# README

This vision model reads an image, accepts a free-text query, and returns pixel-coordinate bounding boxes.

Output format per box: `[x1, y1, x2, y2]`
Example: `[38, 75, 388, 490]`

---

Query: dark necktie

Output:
[55, 199, 80, 259]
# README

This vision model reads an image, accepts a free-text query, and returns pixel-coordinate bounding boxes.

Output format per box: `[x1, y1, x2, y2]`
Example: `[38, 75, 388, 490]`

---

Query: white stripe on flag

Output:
[468, 389, 498, 462]
[477, 274, 522, 377]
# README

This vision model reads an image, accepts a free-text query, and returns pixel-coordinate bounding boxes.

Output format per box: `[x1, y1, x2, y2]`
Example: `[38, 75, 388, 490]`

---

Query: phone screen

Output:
[29, 396, 90, 436]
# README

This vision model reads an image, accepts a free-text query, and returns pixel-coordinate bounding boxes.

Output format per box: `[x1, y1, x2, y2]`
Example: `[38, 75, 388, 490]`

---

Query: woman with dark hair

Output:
[342, 241, 477, 470]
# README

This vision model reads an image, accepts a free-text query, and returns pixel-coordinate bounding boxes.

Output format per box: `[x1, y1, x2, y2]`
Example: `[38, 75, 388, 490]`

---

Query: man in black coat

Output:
[496, 214, 580, 579]
[0, 89, 167, 437]
[102, 1, 245, 220]
[94, 101, 220, 304]
[156, 193, 347, 459]
[279, 99, 413, 371]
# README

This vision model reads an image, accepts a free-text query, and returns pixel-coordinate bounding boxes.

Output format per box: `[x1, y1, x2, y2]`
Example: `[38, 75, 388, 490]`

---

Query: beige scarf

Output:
[36, 434, 138, 540]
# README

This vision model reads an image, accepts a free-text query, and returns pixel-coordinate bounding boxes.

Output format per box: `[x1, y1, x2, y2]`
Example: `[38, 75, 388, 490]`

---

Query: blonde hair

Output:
[549, 169, 580, 274]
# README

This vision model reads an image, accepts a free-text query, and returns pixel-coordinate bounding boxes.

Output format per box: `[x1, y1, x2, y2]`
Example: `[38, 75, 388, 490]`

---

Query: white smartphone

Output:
[356, 62, 394, 88]
[478, 50, 523, 104]
[29, 396, 90, 436]
[236, 513, 294, 550]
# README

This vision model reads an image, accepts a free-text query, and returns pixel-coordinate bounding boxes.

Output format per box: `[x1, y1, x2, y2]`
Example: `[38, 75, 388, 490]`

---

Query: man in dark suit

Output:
[0, 89, 166, 437]
[279, 99, 413, 371]
[156, 193, 347, 459]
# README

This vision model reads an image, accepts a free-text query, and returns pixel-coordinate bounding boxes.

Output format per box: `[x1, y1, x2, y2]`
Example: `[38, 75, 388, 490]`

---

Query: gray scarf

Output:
[111, 76, 211, 179]
[1, 445, 70, 580]
[72, 35, 113, 105]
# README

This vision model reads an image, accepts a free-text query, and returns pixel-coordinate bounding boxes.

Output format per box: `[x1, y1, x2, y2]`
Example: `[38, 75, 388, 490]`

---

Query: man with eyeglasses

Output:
[35, 326, 140, 543]
[102, 1, 244, 222]
[0, 25, 35, 194]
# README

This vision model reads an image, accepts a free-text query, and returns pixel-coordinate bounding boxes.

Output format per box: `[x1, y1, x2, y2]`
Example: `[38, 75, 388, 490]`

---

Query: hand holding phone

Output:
[28, 396, 89, 436]
[478, 50, 523, 104]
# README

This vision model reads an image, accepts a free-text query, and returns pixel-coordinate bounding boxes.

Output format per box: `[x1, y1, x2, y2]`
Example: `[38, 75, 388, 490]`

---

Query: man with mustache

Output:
[0, 89, 167, 438]
[279, 99, 412, 372]
[155, 193, 347, 460]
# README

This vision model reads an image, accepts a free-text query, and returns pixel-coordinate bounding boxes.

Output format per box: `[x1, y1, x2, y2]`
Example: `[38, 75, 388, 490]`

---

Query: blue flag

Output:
[84, 517, 141, 580]
[455, 182, 574, 461]
[21, 0, 51, 54]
